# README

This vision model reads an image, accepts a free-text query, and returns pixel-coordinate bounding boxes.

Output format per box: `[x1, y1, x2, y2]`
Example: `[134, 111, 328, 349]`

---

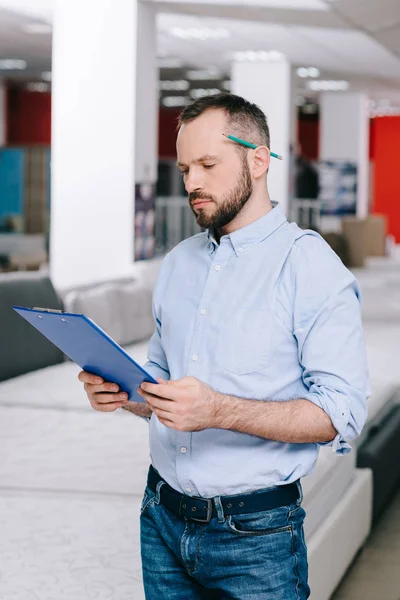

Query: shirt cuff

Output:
[303, 390, 352, 455]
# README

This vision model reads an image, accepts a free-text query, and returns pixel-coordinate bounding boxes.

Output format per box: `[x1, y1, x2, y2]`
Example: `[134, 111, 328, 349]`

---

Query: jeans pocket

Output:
[225, 507, 292, 537]
[140, 487, 156, 516]
[226, 518, 292, 537]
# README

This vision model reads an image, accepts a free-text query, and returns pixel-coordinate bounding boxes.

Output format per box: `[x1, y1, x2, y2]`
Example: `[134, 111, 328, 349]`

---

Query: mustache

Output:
[189, 192, 215, 204]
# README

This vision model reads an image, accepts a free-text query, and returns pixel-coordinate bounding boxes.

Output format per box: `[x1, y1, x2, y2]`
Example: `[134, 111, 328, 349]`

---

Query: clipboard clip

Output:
[33, 307, 64, 313]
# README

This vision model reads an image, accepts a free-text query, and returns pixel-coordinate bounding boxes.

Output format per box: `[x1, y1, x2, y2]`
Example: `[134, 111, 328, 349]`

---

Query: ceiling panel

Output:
[294, 25, 400, 77]
[155, 0, 329, 9]
[0, 8, 51, 68]
[153, 1, 349, 29]
[329, 0, 400, 34]
[374, 26, 400, 55]
[158, 13, 400, 79]
[0, 0, 53, 21]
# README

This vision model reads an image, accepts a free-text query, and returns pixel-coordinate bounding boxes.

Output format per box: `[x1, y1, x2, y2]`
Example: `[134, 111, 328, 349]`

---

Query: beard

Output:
[189, 157, 253, 231]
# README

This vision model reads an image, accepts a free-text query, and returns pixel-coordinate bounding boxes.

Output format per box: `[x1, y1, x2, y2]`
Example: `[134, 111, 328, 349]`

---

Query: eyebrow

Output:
[177, 154, 219, 168]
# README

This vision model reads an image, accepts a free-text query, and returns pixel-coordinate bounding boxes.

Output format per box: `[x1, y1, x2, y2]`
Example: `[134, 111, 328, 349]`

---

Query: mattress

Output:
[302, 446, 356, 539]
[0, 340, 150, 412]
[308, 468, 372, 600]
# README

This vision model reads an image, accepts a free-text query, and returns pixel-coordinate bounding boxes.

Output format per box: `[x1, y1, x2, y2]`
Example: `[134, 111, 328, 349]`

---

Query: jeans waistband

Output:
[147, 465, 300, 524]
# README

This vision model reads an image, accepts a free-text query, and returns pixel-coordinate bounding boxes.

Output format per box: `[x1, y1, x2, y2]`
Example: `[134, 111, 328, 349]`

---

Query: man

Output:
[79, 93, 369, 599]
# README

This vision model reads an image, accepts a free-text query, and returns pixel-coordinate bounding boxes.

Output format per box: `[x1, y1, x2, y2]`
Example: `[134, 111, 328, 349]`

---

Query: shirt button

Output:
[192, 355, 198, 362]
[186, 487, 192, 493]
[214, 265, 221, 271]
[200, 309, 206, 315]
[181, 447, 187, 454]
[238, 247, 244, 253]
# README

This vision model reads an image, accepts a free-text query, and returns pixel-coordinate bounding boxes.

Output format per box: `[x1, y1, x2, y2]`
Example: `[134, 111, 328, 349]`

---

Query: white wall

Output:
[50, 0, 137, 290]
[320, 92, 369, 219]
[231, 58, 291, 214]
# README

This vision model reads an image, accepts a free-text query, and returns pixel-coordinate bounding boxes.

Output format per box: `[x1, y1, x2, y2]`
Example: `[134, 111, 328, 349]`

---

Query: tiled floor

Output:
[332, 486, 400, 600]
[1, 249, 400, 599]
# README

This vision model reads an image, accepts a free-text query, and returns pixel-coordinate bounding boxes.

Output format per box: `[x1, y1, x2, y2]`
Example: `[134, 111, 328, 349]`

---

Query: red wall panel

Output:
[158, 107, 180, 159]
[298, 117, 319, 161]
[7, 87, 51, 145]
[372, 116, 400, 243]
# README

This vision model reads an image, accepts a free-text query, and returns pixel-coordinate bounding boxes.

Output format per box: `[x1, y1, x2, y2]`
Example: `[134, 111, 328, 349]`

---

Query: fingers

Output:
[140, 382, 178, 401]
[78, 371, 104, 385]
[84, 382, 121, 395]
[78, 371, 129, 412]
[138, 390, 173, 412]
[89, 397, 127, 412]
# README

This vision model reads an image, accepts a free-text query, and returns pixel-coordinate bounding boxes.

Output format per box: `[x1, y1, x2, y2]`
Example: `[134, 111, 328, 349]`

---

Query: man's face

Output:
[176, 110, 253, 230]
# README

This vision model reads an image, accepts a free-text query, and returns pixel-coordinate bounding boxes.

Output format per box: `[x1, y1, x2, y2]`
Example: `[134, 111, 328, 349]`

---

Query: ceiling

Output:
[0, 0, 399, 108]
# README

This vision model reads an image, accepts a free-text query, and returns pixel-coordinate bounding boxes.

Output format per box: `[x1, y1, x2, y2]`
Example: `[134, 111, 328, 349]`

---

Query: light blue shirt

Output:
[144, 204, 369, 498]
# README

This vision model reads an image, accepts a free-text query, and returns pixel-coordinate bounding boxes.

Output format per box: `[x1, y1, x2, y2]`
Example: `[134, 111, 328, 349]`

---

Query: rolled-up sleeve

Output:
[292, 237, 370, 454]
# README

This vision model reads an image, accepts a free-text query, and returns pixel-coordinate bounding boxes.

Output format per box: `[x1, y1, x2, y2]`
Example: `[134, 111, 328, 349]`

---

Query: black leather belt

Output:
[147, 465, 300, 524]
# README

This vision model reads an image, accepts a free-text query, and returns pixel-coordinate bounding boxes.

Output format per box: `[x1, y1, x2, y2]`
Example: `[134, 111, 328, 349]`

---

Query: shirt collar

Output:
[207, 203, 287, 256]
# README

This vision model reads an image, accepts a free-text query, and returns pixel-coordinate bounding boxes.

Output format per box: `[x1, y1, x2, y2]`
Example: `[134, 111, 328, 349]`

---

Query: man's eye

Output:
[180, 170, 189, 176]
[204, 165, 215, 169]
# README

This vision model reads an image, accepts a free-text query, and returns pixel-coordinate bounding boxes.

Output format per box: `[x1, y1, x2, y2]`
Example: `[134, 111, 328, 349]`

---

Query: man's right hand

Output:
[78, 371, 131, 412]
[78, 371, 153, 418]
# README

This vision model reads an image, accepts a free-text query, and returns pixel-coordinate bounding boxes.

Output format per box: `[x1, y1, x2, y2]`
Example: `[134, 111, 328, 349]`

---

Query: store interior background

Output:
[1, 0, 400, 272]
[0, 1, 400, 600]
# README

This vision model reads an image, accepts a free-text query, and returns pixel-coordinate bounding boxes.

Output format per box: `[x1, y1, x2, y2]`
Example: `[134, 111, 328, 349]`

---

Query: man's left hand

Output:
[138, 377, 221, 431]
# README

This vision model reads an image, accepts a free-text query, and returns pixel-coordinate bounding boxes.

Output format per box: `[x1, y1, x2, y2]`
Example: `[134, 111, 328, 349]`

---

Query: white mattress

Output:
[302, 446, 356, 539]
[0, 340, 150, 412]
[308, 468, 372, 600]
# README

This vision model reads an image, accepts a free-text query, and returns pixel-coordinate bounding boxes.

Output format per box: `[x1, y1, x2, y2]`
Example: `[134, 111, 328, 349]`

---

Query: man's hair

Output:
[177, 93, 270, 150]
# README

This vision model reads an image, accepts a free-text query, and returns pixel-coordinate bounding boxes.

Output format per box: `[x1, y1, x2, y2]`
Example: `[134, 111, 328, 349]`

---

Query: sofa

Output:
[1, 260, 398, 599]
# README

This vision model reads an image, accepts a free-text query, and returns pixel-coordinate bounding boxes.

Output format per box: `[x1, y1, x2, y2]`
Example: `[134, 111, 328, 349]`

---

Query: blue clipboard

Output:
[13, 306, 158, 403]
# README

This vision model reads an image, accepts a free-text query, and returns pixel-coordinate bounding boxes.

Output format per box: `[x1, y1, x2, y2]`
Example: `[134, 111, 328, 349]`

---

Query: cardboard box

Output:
[365, 214, 387, 257]
[341, 217, 367, 268]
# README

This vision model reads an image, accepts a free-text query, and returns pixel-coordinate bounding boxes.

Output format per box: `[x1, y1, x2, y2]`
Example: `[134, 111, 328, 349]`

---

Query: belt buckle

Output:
[191, 498, 213, 523]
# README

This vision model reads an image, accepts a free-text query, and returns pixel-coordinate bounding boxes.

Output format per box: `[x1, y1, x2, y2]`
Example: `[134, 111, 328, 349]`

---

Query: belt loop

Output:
[155, 480, 165, 505]
[295, 480, 303, 506]
[213, 496, 226, 523]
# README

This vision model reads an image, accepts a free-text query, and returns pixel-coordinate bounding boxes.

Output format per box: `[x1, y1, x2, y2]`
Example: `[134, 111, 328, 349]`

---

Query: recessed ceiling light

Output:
[26, 82, 50, 93]
[157, 57, 184, 69]
[160, 80, 189, 91]
[308, 80, 349, 91]
[0, 59, 27, 70]
[232, 50, 285, 62]
[187, 67, 221, 80]
[297, 66, 320, 78]
[162, 96, 190, 107]
[170, 27, 230, 41]
[23, 23, 52, 34]
[190, 88, 221, 99]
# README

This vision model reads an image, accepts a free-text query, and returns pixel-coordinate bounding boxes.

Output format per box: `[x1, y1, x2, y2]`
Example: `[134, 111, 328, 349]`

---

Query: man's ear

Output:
[251, 146, 270, 178]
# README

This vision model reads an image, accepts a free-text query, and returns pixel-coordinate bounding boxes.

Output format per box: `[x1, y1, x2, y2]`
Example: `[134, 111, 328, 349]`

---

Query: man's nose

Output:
[185, 169, 203, 194]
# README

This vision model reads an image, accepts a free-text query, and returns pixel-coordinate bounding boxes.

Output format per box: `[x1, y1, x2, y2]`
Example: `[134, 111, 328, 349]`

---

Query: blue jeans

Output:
[140, 480, 310, 600]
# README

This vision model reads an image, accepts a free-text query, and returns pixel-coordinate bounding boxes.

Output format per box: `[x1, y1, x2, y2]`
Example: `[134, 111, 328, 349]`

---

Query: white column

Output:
[0, 80, 6, 146]
[51, 0, 137, 290]
[320, 92, 369, 219]
[231, 57, 292, 214]
[134, 2, 158, 261]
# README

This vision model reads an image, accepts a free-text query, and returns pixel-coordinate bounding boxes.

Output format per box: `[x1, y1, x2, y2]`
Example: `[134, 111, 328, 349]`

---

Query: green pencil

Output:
[223, 133, 283, 160]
